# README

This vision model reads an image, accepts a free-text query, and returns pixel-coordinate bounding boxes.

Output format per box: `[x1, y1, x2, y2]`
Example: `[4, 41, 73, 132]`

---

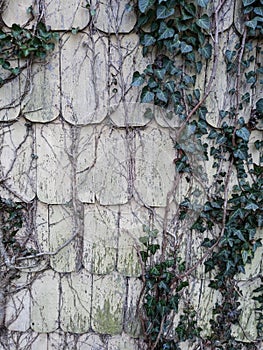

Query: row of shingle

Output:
[2, 0, 137, 33]
[2, 0, 245, 34]
[5, 270, 260, 341]
[0, 119, 179, 206]
[6, 270, 141, 336]
[2, 330, 141, 349]
[1, 117, 261, 205]
[0, 30, 261, 131]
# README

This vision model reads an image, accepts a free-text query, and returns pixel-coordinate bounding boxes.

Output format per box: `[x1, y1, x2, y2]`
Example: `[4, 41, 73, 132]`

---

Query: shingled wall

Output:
[0, 1, 262, 349]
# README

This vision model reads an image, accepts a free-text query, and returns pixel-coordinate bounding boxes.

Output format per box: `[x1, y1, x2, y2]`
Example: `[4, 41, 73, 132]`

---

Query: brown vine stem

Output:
[152, 316, 165, 350]
[171, 157, 234, 285]
[176, 0, 226, 138]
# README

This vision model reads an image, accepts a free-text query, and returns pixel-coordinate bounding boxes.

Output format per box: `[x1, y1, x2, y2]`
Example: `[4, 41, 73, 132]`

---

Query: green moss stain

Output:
[93, 299, 123, 335]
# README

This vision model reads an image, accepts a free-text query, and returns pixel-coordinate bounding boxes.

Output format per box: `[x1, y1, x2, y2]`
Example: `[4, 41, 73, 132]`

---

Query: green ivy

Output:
[133, 0, 263, 348]
[0, 18, 58, 86]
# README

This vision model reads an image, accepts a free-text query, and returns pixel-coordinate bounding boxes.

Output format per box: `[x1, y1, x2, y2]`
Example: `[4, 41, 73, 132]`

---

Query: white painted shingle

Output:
[45, 0, 90, 31]
[31, 269, 59, 332]
[36, 122, 71, 204]
[61, 33, 108, 125]
[60, 270, 92, 333]
[92, 272, 126, 335]
[83, 204, 118, 274]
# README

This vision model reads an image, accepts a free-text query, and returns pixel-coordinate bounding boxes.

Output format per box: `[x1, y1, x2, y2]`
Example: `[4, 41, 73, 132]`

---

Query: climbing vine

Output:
[133, 0, 263, 349]
[0, 4, 58, 87]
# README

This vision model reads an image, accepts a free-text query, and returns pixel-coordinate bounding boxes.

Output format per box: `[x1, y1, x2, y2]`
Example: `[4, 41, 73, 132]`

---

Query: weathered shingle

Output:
[83, 204, 118, 274]
[134, 125, 176, 207]
[60, 270, 92, 333]
[49, 204, 81, 272]
[1, 0, 33, 27]
[22, 52, 60, 123]
[45, 0, 90, 31]
[0, 118, 36, 201]
[91, 0, 137, 34]
[36, 121, 71, 204]
[61, 32, 108, 125]
[31, 269, 59, 333]
[94, 127, 129, 205]
[92, 272, 126, 335]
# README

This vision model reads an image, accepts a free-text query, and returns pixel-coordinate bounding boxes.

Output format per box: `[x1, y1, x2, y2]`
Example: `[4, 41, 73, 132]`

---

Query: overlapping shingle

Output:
[45, 0, 90, 31]
[36, 121, 71, 203]
[22, 52, 60, 123]
[134, 125, 176, 207]
[0, 118, 36, 201]
[60, 270, 92, 333]
[83, 204, 118, 274]
[61, 32, 108, 125]
[92, 272, 126, 335]
[49, 204, 81, 272]
[31, 269, 59, 332]
[1, 0, 33, 27]
[90, 0, 137, 34]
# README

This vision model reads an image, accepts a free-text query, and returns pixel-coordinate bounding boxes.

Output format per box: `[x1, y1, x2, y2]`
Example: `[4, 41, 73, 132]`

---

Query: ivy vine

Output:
[0, 6, 58, 87]
[132, 0, 263, 349]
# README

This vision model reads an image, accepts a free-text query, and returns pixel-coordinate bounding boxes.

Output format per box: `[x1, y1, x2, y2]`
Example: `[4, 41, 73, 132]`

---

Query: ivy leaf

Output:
[198, 43, 212, 59]
[131, 72, 145, 86]
[141, 34, 156, 46]
[141, 87, 154, 103]
[236, 127, 250, 142]
[165, 81, 175, 92]
[244, 202, 259, 211]
[234, 148, 247, 160]
[245, 18, 258, 30]
[156, 5, 175, 19]
[138, 0, 155, 13]
[196, 15, 210, 30]
[154, 68, 166, 80]
[156, 89, 168, 103]
[233, 229, 246, 242]
[254, 7, 263, 16]
[144, 107, 154, 119]
[197, 0, 210, 7]
[242, 0, 256, 5]
[229, 208, 245, 221]
[180, 42, 193, 54]
[158, 22, 175, 40]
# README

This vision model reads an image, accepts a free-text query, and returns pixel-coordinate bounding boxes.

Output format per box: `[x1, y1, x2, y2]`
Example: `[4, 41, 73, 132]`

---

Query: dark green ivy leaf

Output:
[132, 72, 144, 86]
[197, 0, 210, 7]
[242, 0, 256, 6]
[236, 127, 250, 142]
[138, 0, 155, 13]
[156, 5, 175, 19]
[141, 87, 154, 103]
[196, 15, 210, 30]
[256, 98, 263, 115]
[158, 22, 175, 40]
[180, 42, 193, 54]
[198, 43, 212, 59]
[156, 89, 168, 103]
[254, 6, 263, 16]
[244, 202, 259, 211]
[141, 34, 156, 46]
[245, 18, 258, 30]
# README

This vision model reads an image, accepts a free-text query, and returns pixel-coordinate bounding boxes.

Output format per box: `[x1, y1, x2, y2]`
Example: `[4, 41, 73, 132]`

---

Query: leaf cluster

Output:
[139, 226, 200, 348]
[0, 22, 58, 86]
